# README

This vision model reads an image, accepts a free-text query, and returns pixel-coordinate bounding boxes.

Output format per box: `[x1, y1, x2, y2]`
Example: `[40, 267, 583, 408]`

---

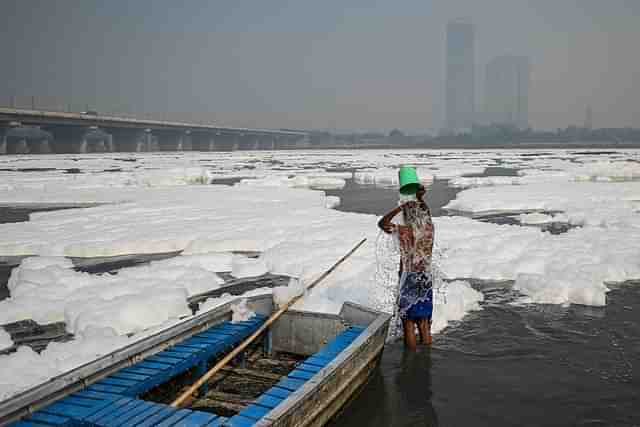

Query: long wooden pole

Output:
[170, 238, 367, 408]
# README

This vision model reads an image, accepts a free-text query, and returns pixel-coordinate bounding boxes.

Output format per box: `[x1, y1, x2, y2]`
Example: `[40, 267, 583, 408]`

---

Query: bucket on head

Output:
[398, 165, 420, 195]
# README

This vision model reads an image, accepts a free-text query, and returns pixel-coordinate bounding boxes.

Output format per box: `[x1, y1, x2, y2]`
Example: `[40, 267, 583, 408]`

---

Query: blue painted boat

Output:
[0, 295, 391, 426]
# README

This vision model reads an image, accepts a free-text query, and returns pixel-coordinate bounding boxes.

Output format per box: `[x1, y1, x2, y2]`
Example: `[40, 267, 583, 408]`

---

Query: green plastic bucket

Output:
[398, 165, 420, 195]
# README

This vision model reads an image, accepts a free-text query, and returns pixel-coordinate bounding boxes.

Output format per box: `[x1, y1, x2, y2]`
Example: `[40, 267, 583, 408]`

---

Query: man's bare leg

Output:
[417, 319, 432, 345]
[403, 319, 417, 350]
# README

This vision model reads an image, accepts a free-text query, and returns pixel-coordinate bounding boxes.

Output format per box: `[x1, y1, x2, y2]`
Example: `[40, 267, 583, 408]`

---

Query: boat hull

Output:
[0, 296, 391, 427]
[257, 302, 391, 427]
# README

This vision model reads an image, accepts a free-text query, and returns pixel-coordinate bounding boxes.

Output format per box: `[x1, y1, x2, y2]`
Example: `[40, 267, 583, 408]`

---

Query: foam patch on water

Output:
[1, 149, 639, 401]
[151, 252, 234, 272]
[0, 346, 61, 401]
[431, 281, 484, 333]
[446, 181, 640, 228]
[273, 278, 305, 308]
[231, 256, 268, 278]
[0, 253, 226, 334]
[325, 196, 341, 209]
[436, 217, 640, 306]
[0, 166, 214, 205]
[354, 167, 434, 188]
[236, 175, 346, 190]
[518, 212, 554, 224]
[0, 328, 13, 351]
[0, 326, 132, 401]
[231, 299, 256, 323]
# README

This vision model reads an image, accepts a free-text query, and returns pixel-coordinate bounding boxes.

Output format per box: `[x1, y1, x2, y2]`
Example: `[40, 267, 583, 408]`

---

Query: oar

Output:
[170, 237, 368, 407]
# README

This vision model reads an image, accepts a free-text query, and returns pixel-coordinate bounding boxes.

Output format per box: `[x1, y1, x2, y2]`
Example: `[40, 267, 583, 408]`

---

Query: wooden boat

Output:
[1, 294, 391, 427]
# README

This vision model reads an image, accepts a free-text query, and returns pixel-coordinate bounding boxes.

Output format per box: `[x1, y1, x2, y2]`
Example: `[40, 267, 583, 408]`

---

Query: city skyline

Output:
[483, 55, 530, 129]
[445, 20, 475, 132]
[1, 0, 639, 131]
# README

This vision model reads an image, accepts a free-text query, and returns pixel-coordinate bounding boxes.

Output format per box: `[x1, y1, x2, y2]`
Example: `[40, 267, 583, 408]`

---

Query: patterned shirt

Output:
[396, 207, 434, 273]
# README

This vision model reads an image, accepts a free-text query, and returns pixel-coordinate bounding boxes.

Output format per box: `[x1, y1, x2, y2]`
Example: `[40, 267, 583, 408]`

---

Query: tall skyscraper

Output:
[484, 55, 530, 129]
[445, 20, 475, 132]
[584, 106, 593, 130]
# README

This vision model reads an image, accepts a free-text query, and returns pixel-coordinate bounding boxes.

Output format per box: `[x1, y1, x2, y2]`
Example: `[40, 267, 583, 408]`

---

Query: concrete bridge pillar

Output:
[157, 130, 193, 151]
[3, 124, 53, 154]
[277, 135, 308, 149]
[213, 134, 239, 151]
[110, 128, 158, 152]
[282, 136, 296, 149]
[237, 135, 260, 151]
[192, 132, 216, 151]
[29, 137, 53, 154]
[50, 125, 113, 153]
[273, 137, 284, 150]
[178, 130, 193, 151]
[0, 124, 8, 154]
[260, 136, 276, 150]
[84, 127, 113, 153]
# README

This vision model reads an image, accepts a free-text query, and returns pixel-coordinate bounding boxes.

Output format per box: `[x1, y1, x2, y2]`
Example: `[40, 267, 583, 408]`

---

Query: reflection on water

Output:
[332, 344, 439, 427]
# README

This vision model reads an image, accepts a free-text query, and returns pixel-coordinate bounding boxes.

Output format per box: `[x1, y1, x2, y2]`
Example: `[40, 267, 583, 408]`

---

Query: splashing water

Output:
[374, 228, 449, 340]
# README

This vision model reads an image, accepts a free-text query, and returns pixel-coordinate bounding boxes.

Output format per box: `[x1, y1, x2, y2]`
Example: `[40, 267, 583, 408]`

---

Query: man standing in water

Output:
[378, 183, 434, 350]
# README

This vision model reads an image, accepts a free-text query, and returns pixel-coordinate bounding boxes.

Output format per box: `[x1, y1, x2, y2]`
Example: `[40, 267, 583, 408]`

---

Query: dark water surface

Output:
[326, 178, 460, 217]
[0, 206, 77, 223]
[335, 287, 639, 427]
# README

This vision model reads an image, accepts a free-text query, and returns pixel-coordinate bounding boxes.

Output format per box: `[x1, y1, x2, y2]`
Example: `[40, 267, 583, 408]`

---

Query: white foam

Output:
[198, 293, 236, 313]
[325, 196, 341, 209]
[231, 256, 268, 278]
[307, 177, 346, 190]
[518, 212, 554, 224]
[431, 281, 484, 333]
[0, 326, 132, 401]
[450, 176, 523, 188]
[230, 299, 256, 323]
[446, 181, 640, 228]
[435, 216, 640, 306]
[571, 160, 640, 182]
[67, 288, 191, 335]
[0, 346, 61, 401]
[1, 149, 639, 400]
[272, 278, 305, 308]
[0, 328, 13, 351]
[150, 253, 234, 273]
[236, 175, 345, 190]
[354, 167, 434, 188]
[1, 254, 226, 334]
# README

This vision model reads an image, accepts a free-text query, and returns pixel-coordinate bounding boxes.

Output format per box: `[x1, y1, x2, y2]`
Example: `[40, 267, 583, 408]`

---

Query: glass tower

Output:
[445, 20, 475, 132]
[484, 55, 530, 129]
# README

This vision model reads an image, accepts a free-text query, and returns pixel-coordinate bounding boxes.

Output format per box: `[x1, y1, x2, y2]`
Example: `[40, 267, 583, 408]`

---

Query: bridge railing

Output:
[0, 96, 214, 125]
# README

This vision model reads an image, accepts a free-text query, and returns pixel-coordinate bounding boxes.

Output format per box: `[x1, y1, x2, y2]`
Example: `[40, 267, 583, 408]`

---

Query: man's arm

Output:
[378, 205, 403, 234]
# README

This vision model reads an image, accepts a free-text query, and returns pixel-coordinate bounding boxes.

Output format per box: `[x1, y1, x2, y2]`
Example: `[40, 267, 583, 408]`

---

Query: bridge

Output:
[0, 108, 309, 154]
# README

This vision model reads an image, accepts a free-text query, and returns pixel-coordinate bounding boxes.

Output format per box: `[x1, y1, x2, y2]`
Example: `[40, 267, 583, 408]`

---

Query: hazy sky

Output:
[1, 0, 639, 131]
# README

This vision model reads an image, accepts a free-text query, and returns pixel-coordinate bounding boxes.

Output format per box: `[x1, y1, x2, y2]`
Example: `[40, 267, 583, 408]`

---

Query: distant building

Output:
[584, 106, 593, 130]
[484, 55, 530, 129]
[445, 20, 475, 132]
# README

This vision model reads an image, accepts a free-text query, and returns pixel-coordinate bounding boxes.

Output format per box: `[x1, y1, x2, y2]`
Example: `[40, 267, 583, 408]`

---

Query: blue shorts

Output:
[405, 293, 433, 321]
[398, 271, 433, 321]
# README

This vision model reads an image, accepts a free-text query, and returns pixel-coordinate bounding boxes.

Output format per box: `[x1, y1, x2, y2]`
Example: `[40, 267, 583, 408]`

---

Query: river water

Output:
[327, 178, 640, 427]
[1, 170, 638, 426]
